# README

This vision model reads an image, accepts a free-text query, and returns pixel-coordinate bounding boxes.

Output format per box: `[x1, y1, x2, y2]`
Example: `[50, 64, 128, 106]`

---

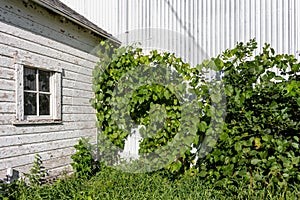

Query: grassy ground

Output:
[3, 166, 299, 200]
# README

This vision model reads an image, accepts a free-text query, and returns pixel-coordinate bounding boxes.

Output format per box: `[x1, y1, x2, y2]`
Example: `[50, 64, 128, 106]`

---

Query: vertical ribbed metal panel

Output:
[65, 0, 300, 63]
[61, 0, 300, 61]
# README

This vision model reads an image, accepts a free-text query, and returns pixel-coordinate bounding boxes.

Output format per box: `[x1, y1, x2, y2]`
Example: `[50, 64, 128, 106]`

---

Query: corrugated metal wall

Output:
[62, 0, 300, 63]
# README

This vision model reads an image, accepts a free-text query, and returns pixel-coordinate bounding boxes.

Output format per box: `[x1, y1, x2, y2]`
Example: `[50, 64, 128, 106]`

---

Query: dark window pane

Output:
[39, 94, 50, 115]
[24, 92, 37, 115]
[39, 71, 50, 92]
[24, 67, 36, 91]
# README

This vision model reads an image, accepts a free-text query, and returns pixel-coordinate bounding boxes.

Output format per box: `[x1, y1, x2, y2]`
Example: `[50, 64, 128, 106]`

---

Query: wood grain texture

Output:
[0, 0, 101, 178]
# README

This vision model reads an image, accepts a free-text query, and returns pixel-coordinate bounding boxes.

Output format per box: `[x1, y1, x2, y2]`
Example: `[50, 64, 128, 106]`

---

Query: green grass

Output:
[2, 166, 300, 200]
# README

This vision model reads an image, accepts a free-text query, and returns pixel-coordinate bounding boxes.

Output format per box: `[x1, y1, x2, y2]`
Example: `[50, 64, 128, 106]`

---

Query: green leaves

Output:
[251, 159, 261, 165]
[92, 41, 215, 175]
[71, 139, 98, 179]
[92, 40, 300, 190]
[198, 121, 208, 132]
[225, 85, 234, 96]
[198, 39, 300, 190]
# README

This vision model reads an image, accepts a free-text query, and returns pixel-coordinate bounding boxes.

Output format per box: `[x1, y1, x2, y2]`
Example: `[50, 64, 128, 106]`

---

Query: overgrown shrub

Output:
[71, 139, 99, 179]
[91, 39, 300, 187]
[91, 42, 215, 173]
[197, 40, 300, 191]
[24, 154, 48, 186]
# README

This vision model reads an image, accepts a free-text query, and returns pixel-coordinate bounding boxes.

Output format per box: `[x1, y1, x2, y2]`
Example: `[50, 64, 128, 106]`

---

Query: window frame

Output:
[14, 63, 62, 125]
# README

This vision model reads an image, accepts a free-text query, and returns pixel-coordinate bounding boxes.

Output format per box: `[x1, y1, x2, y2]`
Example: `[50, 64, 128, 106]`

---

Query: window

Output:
[24, 67, 51, 116]
[15, 64, 62, 124]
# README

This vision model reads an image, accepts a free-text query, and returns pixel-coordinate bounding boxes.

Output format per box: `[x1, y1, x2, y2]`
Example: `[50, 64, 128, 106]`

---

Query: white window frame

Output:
[14, 63, 62, 125]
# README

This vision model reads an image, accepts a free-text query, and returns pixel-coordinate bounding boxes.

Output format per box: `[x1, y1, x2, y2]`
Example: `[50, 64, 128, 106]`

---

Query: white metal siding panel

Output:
[61, 0, 300, 61]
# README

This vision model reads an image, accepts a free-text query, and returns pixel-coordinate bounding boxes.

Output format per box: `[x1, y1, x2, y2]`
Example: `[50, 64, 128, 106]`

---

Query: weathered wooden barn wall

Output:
[0, 0, 103, 178]
[61, 0, 300, 62]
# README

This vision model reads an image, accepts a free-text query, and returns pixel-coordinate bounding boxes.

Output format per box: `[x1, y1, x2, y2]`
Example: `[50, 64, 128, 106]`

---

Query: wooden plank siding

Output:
[0, 0, 104, 54]
[0, 0, 103, 178]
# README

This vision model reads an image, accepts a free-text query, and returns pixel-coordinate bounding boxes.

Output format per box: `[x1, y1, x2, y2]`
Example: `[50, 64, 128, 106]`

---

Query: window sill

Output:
[12, 119, 62, 126]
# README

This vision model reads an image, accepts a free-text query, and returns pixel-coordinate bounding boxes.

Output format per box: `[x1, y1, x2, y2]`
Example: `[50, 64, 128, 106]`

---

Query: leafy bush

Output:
[71, 139, 99, 179]
[91, 39, 300, 188]
[197, 40, 300, 191]
[91, 42, 215, 173]
[24, 154, 48, 186]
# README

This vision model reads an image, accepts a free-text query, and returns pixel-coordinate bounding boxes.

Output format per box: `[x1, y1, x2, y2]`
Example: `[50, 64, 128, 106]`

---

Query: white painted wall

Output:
[0, 0, 105, 178]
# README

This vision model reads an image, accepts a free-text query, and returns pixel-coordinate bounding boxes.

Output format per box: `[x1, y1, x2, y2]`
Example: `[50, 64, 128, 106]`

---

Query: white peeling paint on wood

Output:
[0, 128, 96, 149]
[55, 72, 62, 121]
[15, 63, 23, 122]
[0, 149, 76, 177]
[63, 88, 94, 99]
[63, 71, 92, 83]
[62, 113, 96, 122]
[0, 102, 15, 114]
[0, 121, 96, 136]
[0, 30, 97, 70]
[0, 43, 93, 77]
[1, 156, 74, 178]
[0, 114, 15, 125]
[0, 0, 103, 178]
[0, 22, 98, 64]
[0, 135, 95, 160]
[0, 0, 105, 54]
[0, 90, 15, 102]
[0, 55, 15, 69]
[0, 7, 93, 53]
[0, 67, 15, 80]
[40, 156, 74, 172]
[0, 36, 96, 76]
[0, 79, 15, 91]
[63, 96, 92, 106]
[62, 79, 92, 92]
[0, 148, 75, 170]
[62, 105, 95, 114]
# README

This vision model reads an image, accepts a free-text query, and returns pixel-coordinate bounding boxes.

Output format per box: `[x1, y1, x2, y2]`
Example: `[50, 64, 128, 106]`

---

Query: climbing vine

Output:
[91, 41, 221, 173]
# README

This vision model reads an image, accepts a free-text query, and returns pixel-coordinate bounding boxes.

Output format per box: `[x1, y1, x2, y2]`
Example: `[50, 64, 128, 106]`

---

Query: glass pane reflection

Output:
[39, 71, 50, 92]
[24, 68, 36, 91]
[39, 94, 50, 115]
[24, 92, 37, 115]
